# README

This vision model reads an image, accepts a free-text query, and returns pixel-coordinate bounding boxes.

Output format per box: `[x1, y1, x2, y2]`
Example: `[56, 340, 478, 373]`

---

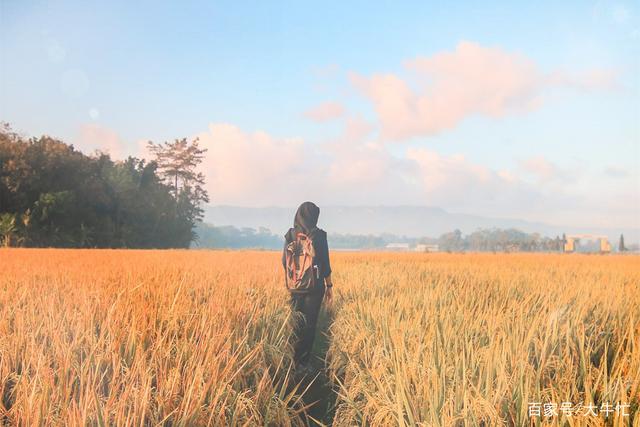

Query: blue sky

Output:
[1, 1, 638, 229]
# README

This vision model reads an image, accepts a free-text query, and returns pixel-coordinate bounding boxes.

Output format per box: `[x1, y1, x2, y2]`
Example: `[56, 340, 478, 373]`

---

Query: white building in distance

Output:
[386, 243, 410, 251]
[415, 244, 439, 252]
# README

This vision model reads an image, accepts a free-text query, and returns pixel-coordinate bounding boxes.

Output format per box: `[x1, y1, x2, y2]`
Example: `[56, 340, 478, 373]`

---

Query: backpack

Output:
[285, 232, 320, 292]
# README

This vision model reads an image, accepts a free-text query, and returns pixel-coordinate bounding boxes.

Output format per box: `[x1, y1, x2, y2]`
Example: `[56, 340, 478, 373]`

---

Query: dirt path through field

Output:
[298, 307, 338, 426]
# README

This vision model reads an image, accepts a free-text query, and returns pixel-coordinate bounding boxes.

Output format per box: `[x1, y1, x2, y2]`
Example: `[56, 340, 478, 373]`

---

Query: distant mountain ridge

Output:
[203, 205, 639, 244]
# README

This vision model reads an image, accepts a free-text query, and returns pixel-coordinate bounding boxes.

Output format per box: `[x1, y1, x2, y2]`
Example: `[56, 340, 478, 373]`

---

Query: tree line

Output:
[437, 228, 562, 252]
[194, 224, 617, 252]
[0, 124, 208, 248]
[193, 225, 413, 250]
[437, 228, 630, 253]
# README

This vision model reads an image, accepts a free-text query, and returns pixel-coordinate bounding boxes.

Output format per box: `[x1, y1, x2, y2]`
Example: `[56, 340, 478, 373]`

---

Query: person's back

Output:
[282, 201, 333, 369]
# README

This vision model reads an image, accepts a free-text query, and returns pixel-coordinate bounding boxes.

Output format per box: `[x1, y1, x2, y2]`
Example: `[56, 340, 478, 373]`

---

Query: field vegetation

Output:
[0, 249, 638, 426]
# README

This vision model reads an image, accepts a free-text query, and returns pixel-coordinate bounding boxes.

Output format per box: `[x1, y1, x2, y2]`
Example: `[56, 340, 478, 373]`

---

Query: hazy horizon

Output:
[203, 201, 630, 227]
[201, 204, 640, 245]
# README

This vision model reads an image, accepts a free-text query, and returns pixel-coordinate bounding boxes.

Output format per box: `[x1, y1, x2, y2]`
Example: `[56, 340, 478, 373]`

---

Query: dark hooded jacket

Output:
[282, 202, 332, 286]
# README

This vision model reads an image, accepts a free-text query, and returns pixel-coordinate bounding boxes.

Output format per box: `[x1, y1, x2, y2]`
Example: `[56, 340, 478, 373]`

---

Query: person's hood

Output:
[292, 201, 320, 236]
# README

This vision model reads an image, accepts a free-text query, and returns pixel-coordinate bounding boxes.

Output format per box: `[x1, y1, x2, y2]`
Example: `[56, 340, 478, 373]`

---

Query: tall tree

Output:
[147, 138, 207, 199]
[147, 138, 210, 242]
[619, 234, 626, 252]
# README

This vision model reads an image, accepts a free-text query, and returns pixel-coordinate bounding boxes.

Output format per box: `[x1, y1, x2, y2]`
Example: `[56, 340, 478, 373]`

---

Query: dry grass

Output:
[327, 253, 640, 426]
[0, 249, 638, 426]
[0, 249, 304, 426]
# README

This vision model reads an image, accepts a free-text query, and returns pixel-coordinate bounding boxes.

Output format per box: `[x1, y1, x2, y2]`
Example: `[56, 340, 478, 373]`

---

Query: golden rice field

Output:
[0, 249, 638, 426]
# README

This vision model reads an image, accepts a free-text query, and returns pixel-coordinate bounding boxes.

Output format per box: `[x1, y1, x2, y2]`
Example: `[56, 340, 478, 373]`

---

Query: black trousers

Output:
[290, 287, 325, 365]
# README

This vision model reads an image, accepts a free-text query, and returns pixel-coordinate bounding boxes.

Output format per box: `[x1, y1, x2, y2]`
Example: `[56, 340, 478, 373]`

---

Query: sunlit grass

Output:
[327, 253, 640, 426]
[0, 249, 303, 426]
[0, 249, 638, 426]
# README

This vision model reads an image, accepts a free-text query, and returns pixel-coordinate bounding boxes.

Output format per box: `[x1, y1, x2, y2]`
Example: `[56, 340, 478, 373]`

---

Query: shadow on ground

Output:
[296, 307, 338, 426]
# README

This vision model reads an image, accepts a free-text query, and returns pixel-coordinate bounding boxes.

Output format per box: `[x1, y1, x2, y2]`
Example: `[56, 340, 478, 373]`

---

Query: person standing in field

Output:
[283, 201, 333, 369]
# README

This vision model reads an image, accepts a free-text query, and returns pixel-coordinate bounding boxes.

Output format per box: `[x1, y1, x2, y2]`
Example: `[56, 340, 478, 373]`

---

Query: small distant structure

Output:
[505, 244, 520, 253]
[564, 234, 611, 253]
[386, 242, 410, 251]
[415, 244, 439, 252]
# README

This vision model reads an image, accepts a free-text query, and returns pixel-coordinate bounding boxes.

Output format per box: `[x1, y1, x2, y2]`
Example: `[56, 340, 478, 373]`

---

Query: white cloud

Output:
[406, 148, 546, 215]
[350, 41, 616, 141]
[545, 68, 618, 90]
[519, 156, 564, 181]
[195, 123, 320, 206]
[74, 124, 148, 160]
[192, 121, 551, 214]
[110, 119, 634, 228]
[75, 124, 126, 157]
[303, 101, 345, 122]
